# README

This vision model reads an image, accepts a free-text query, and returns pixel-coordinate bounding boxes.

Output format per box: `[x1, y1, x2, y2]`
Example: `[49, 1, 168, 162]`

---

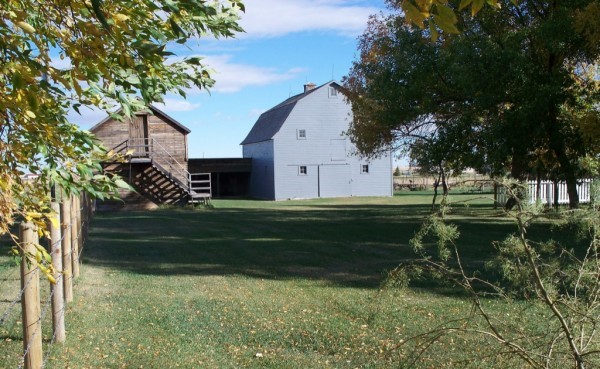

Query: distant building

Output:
[91, 105, 249, 209]
[241, 81, 393, 200]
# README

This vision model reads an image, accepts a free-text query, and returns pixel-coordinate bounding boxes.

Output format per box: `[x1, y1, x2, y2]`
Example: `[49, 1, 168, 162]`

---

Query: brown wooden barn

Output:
[90, 105, 211, 209]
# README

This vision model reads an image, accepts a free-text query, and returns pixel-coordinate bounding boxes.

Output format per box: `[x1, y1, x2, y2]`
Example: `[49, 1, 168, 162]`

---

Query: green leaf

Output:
[433, 15, 460, 34]
[12, 73, 24, 89]
[435, 4, 458, 25]
[125, 74, 141, 85]
[429, 21, 439, 42]
[471, 0, 485, 16]
[115, 178, 130, 189]
[169, 18, 186, 38]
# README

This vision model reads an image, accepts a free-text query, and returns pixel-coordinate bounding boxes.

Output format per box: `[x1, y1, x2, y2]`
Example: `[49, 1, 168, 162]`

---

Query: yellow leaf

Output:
[114, 14, 130, 22]
[25, 110, 36, 119]
[416, 0, 433, 12]
[48, 214, 59, 230]
[46, 274, 57, 284]
[17, 21, 35, 34]
[486, 0, 501, 9]
[26, 211, 42, 219]
[402, 1, 428, 29]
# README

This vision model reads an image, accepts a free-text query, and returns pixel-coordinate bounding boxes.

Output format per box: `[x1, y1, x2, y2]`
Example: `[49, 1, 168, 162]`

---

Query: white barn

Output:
[241, 81, 393, 200]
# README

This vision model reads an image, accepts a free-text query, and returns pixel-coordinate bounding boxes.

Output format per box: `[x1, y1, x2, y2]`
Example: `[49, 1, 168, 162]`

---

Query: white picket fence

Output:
[497, 179, 594, 206]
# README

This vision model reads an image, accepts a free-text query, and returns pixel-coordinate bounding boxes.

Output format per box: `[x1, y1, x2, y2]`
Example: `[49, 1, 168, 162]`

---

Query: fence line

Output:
[0, 190, 94, 369]
[19, 273, 62, 369]
[49, 202, 64, 344]
[19, 222, 42, 369]
[0, 270, 37, 327]
[496, 179, 594, 207]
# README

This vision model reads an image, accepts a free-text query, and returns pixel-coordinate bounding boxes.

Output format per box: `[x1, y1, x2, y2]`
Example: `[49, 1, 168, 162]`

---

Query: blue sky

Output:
[72, 0, 387, 160]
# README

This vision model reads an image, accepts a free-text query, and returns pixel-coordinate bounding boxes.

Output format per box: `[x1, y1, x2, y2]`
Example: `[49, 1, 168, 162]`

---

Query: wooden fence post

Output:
[49, 201, 66, 343]
[81, 192, 88, 244]
[493, 182, 498, 209]
[61, 196, 73, 303]
[20, 222, 43, 369]
[70, 194, 80, 279]
[76, 194, 83, 256]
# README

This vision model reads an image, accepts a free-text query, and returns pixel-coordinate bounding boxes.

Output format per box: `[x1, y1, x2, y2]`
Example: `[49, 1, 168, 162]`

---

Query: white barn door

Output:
[319, 165, 351, 198]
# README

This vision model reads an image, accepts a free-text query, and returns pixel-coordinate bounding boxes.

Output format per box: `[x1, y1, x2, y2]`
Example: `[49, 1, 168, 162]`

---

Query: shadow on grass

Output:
[82, 201, 543, 290]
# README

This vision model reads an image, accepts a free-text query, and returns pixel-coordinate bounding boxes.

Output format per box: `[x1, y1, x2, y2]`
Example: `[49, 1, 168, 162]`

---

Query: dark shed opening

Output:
[187, 158, 252, 198]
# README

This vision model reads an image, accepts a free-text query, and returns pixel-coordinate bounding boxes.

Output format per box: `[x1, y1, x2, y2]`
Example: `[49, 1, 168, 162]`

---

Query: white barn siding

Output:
[274, 163, 319, 200]
[350, 156, 394, 197]
[243, 141, 275, 199]
[241, 81, 393, 200]
[272, 85, 352, 199]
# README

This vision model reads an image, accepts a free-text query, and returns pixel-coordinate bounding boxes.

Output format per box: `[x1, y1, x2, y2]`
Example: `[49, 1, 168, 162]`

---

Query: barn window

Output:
[299, 166, 307, 175]
[361, 164, 369, 174]
[329, 87, 338, 98]
[297, 129, 307, 139]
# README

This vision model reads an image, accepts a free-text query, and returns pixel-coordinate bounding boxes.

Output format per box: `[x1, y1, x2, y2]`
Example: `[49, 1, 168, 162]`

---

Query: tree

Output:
[395, 186, 600, 368]
[343, 0, 599, 208]
[347, 2, 600, 367]
[1, 1, 243, 275]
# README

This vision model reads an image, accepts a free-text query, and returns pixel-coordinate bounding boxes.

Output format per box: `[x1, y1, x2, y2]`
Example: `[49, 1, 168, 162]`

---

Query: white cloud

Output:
[165, 54, 304, 93]
[201, 55, 306, 93]
[239, 0, 381, 38]
[154, 98, 200, 112]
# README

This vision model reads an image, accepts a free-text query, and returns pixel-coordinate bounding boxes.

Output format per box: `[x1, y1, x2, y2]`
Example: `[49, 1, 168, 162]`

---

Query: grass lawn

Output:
[0, 192, 587, 368]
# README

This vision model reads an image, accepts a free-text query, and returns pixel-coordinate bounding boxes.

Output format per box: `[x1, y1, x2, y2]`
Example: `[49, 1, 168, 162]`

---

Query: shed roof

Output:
[240, 81, 341, 145]
[89, 104, 191, 134]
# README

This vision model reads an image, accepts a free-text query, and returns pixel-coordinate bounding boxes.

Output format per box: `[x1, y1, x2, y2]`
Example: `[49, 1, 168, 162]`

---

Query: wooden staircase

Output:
[106, 139, 212, 206]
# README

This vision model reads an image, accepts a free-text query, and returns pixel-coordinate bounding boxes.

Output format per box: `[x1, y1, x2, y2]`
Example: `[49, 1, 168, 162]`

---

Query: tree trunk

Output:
[542, 140, 580, 208]
[544, 51, 580, 209]
[441, 167, 448, 197]
[552, 146, 579, 209]
[431, 173, 441, 212]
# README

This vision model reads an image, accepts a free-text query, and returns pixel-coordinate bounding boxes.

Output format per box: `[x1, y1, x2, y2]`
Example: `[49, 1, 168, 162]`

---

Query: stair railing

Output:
[113, 139, 212, 200]
[148, 139, 189, 187]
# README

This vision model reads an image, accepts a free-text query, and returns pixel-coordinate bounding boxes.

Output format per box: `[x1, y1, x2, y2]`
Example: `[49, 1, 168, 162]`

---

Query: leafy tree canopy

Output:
[343, 0, 599, 208]
[0, 1, 243, 240]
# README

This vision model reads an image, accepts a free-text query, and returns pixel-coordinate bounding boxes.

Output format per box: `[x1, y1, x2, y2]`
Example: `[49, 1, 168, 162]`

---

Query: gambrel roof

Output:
[89, 104, 191, 134]
[240, 81, 342, 145]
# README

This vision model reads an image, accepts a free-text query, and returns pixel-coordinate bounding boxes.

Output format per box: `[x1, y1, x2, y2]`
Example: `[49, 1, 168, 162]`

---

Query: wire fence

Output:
[0, 191, 94, 369]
